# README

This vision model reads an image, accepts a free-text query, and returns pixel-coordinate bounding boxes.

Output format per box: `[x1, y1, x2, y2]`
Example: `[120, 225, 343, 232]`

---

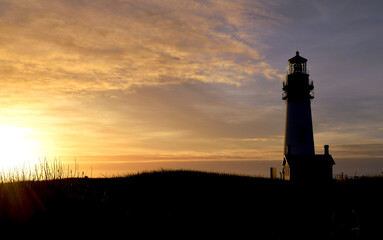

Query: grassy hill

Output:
[0, 170, 382, 239]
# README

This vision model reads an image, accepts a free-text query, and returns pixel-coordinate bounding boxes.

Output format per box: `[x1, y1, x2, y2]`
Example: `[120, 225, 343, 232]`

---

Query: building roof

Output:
[283, 154, 335, 167]
[288, 51, 307, 64]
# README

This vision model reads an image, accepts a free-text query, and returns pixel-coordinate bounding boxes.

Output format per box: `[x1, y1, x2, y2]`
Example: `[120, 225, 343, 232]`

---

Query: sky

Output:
[0, 0, 382, 177]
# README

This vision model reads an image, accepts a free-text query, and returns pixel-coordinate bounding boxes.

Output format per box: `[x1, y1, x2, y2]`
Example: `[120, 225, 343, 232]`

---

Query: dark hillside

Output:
[0, 170, 382, 239]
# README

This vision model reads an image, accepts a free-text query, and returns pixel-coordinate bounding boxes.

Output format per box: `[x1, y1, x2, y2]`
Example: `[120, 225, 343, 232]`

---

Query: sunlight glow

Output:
[0, 126, 42, 170]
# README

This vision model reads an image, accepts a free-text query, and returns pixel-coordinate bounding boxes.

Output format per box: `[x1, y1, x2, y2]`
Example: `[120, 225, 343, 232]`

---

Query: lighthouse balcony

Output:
[282, 92, 288, 100]
[309, 91, 315, 99]
[282, 91, 314, 100]
[283, 80, 314, 89]
[287, 69, 309, 75]
[309, 80, 314, 90]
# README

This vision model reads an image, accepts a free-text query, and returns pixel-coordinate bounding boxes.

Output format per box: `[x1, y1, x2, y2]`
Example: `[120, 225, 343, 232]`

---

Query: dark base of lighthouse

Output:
[282, 154, 335, 181]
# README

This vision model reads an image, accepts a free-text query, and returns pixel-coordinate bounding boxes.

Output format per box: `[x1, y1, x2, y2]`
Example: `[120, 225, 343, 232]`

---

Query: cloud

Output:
[331, 144, 383, 159]
[11, 79, 283, 158]
[61, 82, 284, 155]
[0, 0, 283, 101]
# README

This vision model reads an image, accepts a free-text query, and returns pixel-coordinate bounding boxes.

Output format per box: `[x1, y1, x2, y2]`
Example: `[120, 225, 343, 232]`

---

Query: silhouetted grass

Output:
[0, 158, 86, 183]
[0, 166, 382, 239]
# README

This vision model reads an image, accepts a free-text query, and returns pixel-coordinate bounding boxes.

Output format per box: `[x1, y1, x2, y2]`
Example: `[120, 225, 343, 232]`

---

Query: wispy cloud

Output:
[331, 144, 383, 159]
[0, 0, 282, 99]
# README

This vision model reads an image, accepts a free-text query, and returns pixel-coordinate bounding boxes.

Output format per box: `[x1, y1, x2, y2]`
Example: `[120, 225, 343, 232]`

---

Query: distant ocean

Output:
[61, 156, 383, 178]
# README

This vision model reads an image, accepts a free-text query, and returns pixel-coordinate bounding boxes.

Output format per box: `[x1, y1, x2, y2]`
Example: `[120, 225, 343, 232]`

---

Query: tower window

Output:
[293, 63, 302, 73]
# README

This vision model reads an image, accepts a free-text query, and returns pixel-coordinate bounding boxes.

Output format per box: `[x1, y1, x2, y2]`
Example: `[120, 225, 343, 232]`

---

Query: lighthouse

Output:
[281, 51, 335, 181]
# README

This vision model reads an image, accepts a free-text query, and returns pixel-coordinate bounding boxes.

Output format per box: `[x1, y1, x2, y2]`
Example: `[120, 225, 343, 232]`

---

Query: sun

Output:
[0, 126, 42, 170]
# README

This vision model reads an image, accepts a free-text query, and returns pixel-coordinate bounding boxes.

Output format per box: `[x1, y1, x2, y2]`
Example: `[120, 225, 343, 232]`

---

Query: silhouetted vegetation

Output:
[0, 169, 382, 239]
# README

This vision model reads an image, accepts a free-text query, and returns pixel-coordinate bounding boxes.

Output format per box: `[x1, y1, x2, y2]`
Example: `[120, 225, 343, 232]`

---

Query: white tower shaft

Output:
[284, 98, 315, 155]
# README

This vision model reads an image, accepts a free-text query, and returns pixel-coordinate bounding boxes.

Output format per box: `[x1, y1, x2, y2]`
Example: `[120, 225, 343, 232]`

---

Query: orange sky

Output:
[0, 0, 382, 177]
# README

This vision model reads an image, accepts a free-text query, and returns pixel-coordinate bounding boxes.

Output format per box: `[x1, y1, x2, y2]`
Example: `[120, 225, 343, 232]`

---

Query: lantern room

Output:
[288, 51, 307, 75]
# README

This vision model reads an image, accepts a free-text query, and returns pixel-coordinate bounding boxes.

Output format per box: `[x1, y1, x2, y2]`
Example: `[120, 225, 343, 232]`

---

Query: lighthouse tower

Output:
[283, 51, 315, 155]
[282, 51, 335, 181]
